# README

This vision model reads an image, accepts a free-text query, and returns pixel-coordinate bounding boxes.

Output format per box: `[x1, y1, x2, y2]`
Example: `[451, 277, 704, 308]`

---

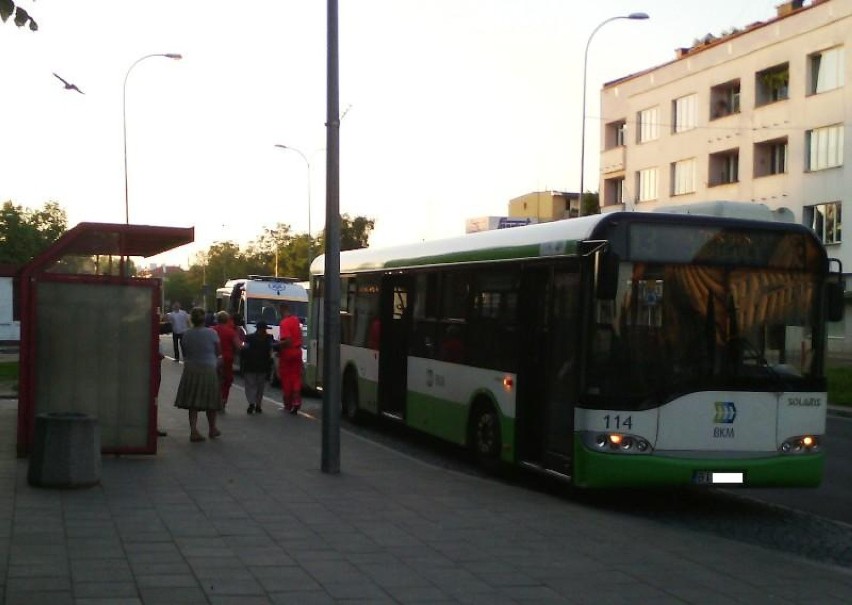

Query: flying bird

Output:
[52, 73, 84, 94]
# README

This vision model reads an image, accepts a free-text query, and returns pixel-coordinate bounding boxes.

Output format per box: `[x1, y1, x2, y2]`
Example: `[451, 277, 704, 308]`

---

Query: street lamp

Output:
[123, 53, 182, 225]
[273, 144, 314, 266]
[578, 13, 648, 216]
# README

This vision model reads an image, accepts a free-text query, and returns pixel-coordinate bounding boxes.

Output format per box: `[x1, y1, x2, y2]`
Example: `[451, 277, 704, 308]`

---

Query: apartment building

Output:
[507, 191, 580, 222]
[598, 0, 851, 350]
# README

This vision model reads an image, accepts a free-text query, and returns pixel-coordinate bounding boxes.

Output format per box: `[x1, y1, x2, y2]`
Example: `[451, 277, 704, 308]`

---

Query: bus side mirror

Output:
[826, 282, 844, 322]
[596, 253, 620, 300]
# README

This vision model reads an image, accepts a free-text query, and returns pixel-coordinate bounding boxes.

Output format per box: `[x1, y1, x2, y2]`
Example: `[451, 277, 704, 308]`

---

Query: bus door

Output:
[378, 274, 413, 420]
[517, 264, 580, 474]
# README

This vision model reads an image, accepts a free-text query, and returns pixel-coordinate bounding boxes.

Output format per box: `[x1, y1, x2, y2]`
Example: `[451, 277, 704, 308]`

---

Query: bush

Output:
[827, 366, 852, 407]
[0, 361, 18, 381]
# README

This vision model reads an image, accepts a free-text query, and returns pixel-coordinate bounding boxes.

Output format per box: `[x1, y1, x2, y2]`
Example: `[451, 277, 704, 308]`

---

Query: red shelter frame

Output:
[17, 223, 194, 457]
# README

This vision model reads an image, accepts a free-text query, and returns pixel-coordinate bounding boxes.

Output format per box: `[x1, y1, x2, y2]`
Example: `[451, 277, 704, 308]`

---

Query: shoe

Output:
[289, 407, 299, 415]
[190, 433, 205, 442]
[209, 428, 221, 439]
[247, 405, 255, 414]
[255, 406, 262, 414]
[157, 429, 168, 437]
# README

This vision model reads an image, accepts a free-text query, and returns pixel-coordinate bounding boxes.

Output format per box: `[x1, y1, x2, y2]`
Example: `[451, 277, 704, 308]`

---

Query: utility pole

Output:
[322, 0, 341, 474]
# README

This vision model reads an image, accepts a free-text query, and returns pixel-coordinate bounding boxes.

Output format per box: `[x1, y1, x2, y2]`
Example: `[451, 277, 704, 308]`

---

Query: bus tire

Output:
[342, 368, 360, 422]
[469, 401, 502, 471]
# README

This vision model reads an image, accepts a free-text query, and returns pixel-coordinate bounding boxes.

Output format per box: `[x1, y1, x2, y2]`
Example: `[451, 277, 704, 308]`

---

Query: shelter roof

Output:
[22, 222, 194, 276]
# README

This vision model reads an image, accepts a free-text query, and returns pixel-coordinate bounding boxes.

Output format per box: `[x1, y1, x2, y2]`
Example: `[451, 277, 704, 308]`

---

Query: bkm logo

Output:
[714, 401, 737, 424]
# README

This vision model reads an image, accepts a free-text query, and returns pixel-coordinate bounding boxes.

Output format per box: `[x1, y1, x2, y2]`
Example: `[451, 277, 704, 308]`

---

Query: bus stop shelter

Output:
[16, 223, 194, 457]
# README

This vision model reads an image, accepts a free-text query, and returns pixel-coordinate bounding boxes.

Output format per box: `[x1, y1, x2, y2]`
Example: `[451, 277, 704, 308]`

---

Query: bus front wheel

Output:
[469, 403, 502, 471]
[342, 370, 359, 422]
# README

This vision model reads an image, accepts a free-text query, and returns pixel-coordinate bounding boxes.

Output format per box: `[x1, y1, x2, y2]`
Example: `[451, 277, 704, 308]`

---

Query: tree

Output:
[580, 191, 600, 216]
[162, 271, 195, 310]
[0, 201, 68, 265]
[184, 214, 376, 291]
[316, 214, 375, 252]
[0, 0, 38, 31]
[340, 214, 375, 250]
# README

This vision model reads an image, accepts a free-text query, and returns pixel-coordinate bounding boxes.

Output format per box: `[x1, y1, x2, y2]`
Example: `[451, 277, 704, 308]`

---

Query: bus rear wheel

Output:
[342, 370, 359, 422]
[470, 404, 502, 471]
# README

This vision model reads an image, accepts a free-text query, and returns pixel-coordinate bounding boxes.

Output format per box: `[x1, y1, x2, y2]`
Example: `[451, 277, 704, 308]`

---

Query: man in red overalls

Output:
[278, 303, 303, 415]
[213, 311, 243, 410]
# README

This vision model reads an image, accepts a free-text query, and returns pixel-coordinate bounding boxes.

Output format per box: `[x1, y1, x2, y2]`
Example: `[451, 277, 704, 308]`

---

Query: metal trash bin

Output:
[27, 412, 101, 488]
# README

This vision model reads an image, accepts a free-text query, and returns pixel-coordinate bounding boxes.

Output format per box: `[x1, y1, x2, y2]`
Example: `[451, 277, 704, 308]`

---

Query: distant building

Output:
[465, 216, 538, 234]
[0, 264, 19, 343]
[137, 264, 183, 279]
[508, 191, 580, 222]
[598, 0, 851, 350]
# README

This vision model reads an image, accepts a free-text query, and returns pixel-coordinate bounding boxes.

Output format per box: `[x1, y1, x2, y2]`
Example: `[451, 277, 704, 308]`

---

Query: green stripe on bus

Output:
[356, 375, 379, 415]
[406, 391, 470, 445]
[384, 241, 579, 269]
[406, 391, 516, 461]
[573, 442, 824, 488]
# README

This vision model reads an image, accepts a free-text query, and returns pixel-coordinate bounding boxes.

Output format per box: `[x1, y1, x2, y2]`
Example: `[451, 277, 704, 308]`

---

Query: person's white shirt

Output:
[167, 308, 191, 335]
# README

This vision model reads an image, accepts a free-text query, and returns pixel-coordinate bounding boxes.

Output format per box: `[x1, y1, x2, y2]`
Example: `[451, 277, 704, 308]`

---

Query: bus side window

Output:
[468, 269, 519, 372]
[438, 323, 465, 363]
[411, 272, 440, 358]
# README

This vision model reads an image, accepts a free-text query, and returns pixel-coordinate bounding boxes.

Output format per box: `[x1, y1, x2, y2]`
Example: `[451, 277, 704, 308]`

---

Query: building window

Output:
[636, 168, 658, 202]
[806, 124, 844, 171]
[756, 63, 789, 105]
[672, 94, 697, 133]
[671, 158, 696, 195]
[754, 137, 788, 177]
[809, 47, 844, 95]
[710, 79, 741, 119]
[709, 149, 739, 186]
[605, 120, 627, 149]
[604, 177, 625, 207]
[637, 107, 659, 143]
[804, 202, 842, 244]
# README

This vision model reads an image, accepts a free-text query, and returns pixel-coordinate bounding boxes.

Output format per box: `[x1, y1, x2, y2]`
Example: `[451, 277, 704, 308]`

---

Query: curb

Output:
[828, 405, 852, 419]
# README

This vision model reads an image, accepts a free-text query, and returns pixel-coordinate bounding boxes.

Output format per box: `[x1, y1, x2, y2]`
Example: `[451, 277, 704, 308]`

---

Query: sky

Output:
[1, 0, 787, 270]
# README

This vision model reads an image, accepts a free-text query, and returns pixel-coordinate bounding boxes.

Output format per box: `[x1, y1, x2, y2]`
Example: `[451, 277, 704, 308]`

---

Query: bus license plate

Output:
[693, 471, 744, 485]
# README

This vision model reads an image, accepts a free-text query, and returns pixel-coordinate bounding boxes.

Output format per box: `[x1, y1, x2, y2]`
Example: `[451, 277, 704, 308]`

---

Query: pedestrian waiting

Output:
[174, 307, 223, 442]
[242, 320, 273, 414]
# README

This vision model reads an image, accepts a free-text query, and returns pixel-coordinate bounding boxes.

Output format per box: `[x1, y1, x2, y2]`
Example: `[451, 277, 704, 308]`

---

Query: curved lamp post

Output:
[578, 13, 648, 216]
[274, 144, 314, 266]
[123, 53, 182, 224]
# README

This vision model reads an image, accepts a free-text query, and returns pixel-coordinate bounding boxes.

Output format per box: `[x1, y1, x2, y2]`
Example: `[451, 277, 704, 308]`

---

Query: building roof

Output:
[603, 0, 822, 88]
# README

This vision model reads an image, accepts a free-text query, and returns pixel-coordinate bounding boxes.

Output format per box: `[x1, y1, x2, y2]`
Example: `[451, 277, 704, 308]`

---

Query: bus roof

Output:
[311, 207, 822, 275]
[311, 214, 607, 275]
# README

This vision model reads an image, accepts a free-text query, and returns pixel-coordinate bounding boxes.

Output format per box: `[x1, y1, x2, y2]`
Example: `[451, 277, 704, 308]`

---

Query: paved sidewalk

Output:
[1, 361, 852, 604]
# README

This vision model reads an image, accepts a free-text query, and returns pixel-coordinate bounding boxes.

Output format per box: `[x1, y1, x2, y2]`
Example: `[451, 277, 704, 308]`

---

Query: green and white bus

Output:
[305, 205, 844, 488]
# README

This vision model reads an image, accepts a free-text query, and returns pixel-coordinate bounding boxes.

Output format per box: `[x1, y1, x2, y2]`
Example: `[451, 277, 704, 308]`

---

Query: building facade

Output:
[598, 0, 851, 351]
[507, 191, 580, 222]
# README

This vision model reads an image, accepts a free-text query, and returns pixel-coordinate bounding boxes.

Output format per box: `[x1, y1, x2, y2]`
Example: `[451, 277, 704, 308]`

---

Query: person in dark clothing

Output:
[242, 321, 274, 414]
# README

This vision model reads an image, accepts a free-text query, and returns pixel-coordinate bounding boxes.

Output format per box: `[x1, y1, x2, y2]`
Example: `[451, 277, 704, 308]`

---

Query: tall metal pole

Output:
[322, 0, 341, 474]
[578, 14, 647, 216]
[123, 53, 182, 225]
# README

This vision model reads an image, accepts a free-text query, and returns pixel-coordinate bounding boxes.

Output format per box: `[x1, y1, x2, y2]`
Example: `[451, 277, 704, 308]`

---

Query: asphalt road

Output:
[736, 413, 852, 525]
[222, 355, 852, 568]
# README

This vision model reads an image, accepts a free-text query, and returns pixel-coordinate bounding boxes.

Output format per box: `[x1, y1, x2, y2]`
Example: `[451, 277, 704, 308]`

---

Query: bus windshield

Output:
[586, 261, 822, 410]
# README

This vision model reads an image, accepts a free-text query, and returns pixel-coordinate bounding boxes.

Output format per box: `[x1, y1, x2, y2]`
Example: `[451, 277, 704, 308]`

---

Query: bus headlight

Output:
[780, 435, 821, 454]
[586, 432, 652, 455]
